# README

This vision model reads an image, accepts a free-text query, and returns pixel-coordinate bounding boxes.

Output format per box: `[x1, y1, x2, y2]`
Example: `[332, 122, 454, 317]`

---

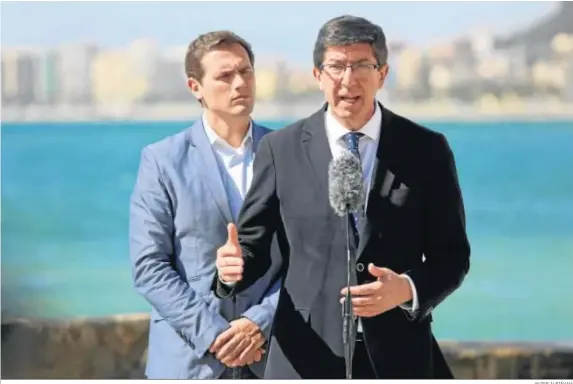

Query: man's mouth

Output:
[340, 96, 360, 104]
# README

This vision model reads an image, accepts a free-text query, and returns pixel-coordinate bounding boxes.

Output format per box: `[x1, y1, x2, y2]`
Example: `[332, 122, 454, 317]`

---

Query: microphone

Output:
[328, 150, 365, 217]
[328, 150, 365, 380]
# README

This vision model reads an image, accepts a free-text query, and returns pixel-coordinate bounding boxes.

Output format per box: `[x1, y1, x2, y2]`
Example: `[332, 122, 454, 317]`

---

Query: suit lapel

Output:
[357, 104, 397, 260]
[188, 119, 233, 224]
[301, 105, 333, 203]
[251, 122, 266, 153]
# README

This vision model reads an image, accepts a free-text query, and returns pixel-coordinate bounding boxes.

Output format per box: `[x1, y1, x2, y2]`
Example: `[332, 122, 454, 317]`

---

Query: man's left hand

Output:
[209, 317, 265, 367]
[340, 263, 413, 318]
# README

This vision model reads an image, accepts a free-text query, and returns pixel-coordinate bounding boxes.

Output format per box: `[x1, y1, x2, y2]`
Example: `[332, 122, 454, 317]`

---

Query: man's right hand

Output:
[216, 223, 244, 283]
[209, 317, 266, 367]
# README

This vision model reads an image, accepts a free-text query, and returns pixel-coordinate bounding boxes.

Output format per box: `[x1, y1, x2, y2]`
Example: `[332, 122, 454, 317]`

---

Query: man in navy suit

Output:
[129, 30, 281, 379]
[214, 16, 470, 379]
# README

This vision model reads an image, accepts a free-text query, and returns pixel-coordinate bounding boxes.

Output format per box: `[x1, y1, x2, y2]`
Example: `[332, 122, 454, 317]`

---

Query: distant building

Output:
[565, 61, 573, 101]
[255, 57, 291, 101]
[428, 65, 452, 97]
[1, 54, 12, 103]
[33, 49, 60, 105]
[91, 51, 148, 105]
[57, 43, 98, 104]
[532, 60, 567, 96]
[151, 45, 190, 102]
[91, 40, 159, 105]
[255, 69, 279, 101]
[551, 33, 573, 55]
[128, 39, 161, 103]
[1, 49, 36, 105]
[394, 48, 425, 100]
[286, 67, 317, 96]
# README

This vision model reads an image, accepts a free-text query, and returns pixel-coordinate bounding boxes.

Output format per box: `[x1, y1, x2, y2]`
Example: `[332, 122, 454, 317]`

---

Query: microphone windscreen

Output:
[328, 150, 365, 217]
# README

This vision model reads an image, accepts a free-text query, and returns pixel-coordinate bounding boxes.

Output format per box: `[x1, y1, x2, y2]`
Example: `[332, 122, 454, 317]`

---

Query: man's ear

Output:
[378, 64, 389, 89]
[188, 77, 202, 102]
[313, 67, 324, 91]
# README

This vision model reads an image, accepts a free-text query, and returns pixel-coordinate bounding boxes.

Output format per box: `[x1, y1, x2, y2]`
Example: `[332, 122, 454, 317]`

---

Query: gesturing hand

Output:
[216, 223, 244, 283]
[340, 263, 413, 318]
[209, 318, 266, 367]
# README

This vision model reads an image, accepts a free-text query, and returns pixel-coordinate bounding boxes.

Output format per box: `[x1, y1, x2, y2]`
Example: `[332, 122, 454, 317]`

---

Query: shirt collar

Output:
[202, 114, 254, 151]
[325, 101, 382, 143]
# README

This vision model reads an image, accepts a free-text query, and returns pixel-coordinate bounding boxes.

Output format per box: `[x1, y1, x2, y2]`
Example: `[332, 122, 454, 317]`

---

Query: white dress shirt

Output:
[203, 116, 254, 221]
[324, 102, 419, 332]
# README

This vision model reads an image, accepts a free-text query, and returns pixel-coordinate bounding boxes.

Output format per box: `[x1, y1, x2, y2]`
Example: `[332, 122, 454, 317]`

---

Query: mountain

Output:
[496, 1, 573, 48]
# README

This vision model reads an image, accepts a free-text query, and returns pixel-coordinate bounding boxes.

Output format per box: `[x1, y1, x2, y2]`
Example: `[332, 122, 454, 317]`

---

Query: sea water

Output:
[2, 119, 572, 341]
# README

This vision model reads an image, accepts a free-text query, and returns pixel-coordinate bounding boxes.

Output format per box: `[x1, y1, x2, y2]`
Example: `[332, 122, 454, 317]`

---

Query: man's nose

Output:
[340, 66, 358, 87]
[232, 72, 248, 89]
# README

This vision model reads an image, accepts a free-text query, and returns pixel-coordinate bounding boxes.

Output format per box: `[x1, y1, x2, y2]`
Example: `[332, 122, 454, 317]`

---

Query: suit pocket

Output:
[389, 183, 410, 207]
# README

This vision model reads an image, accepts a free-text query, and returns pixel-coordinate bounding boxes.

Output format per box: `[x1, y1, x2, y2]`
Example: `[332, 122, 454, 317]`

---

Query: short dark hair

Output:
[184, 30, 255, 82]
[313, 15, 388, 68]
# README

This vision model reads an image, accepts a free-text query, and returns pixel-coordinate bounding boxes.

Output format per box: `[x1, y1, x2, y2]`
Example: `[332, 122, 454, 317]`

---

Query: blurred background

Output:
[1, 0, 572, 346]
[2, 1, 573, 119]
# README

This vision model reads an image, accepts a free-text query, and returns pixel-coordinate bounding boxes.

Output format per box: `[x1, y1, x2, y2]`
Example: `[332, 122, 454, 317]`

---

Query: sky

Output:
[1, 1, 557, 64]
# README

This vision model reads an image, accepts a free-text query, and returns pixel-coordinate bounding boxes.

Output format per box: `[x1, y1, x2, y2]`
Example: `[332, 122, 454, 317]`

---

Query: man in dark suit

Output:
[212, 15, 470, 379]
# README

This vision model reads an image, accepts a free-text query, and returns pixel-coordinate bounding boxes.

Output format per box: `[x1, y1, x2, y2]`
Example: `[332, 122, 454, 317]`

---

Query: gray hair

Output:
[313, 15, 388, 68]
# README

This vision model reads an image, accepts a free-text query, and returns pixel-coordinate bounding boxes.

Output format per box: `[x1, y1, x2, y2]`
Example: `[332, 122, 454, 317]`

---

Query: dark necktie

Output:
[343, 132, 364, 244]
[343, 132, 364, 162]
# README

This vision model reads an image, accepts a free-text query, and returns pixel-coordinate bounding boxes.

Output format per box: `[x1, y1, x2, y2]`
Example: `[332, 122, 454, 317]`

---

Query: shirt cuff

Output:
[219, 272, 236, 287]
[399, 273, 419, 313]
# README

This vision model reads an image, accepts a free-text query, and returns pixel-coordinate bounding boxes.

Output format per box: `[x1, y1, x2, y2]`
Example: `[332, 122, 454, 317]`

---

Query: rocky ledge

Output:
[1, 314, 572, 379]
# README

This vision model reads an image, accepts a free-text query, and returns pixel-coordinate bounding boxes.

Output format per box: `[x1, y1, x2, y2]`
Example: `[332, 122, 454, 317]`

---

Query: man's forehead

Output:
[202, 48, 251, 71]
[206, 61, 251, 75]
[323, 44, 375, 61]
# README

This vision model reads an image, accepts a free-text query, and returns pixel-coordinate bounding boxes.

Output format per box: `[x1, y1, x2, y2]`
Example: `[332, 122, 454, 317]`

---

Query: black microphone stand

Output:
[343, 205, 356, 379]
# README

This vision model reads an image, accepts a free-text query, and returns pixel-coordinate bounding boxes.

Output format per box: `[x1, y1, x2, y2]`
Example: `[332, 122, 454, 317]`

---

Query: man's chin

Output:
[229, 104, 254, 116]
[333, 105, 361, 119]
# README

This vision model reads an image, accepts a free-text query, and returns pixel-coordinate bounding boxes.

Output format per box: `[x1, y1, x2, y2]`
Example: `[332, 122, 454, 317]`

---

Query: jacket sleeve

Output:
[130, 146, 230, 358]
[240, 276, 281, 341]
[213, 135, 282, 299]
[405, 133, 471, 322]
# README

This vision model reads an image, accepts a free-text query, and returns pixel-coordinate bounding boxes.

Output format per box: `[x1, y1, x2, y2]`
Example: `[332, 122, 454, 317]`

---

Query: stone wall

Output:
[1, 314, 149, 379]
[441, 341, 573, 379]
[2, 314, 572, 379]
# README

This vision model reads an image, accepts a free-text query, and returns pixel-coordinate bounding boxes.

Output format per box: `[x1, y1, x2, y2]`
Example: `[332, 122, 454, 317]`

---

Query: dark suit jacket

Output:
[214, 103, 471, 379]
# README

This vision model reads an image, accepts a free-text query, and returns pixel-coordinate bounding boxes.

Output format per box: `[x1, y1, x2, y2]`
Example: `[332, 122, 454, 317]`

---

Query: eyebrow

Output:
[218, 63, 252, 71]
[325, 58, 373, 64]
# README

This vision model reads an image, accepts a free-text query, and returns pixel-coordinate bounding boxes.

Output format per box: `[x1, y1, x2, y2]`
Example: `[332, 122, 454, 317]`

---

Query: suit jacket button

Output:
[356, 263, 365, 272]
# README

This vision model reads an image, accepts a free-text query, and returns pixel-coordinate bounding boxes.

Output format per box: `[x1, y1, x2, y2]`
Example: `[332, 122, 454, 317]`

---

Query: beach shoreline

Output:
[2, 101, 573, 124]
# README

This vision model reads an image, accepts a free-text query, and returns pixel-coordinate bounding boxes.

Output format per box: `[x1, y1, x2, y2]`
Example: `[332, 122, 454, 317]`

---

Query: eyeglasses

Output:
[320, 63, 379, 78]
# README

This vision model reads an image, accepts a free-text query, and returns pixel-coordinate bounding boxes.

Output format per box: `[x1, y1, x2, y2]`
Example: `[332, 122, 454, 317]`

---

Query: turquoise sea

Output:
[2, 119, 572, 342]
